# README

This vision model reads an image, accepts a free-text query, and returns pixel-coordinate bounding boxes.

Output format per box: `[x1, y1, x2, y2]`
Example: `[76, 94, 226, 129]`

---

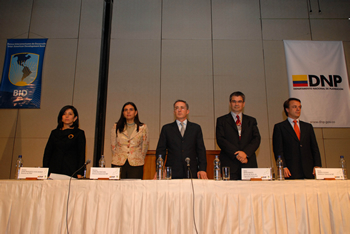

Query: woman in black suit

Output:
[43, 105, 86, 178]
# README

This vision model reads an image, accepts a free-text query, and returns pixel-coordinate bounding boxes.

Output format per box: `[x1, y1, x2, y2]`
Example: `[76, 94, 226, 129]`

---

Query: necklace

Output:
[127, 122, 135, 128]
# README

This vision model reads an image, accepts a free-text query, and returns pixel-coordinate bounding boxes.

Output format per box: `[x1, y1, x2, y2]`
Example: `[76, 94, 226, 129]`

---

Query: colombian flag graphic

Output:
[292, 75, 308, 87]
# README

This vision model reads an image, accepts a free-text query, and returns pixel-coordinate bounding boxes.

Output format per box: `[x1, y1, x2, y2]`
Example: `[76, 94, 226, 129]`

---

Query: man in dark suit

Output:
[156, 100, 208, 179]
[273, 98, 321, 179]
[216, 91, 261, 180]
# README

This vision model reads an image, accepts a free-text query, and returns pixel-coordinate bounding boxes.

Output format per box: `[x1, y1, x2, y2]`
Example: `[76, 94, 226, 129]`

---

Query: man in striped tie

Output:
[155, 100, 208, 179]
[216, 91, 261, 180]
[272, 98, 321, 179]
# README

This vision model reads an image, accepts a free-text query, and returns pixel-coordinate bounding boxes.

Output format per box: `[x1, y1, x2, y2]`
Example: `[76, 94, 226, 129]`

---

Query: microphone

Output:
[71, 159, 91, 178]
[185, 157, 191, 179]
[185, 157, 190, 167]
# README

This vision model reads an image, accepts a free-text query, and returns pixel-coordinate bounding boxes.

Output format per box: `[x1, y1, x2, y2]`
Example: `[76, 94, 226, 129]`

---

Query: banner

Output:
[284, 40, 350, 127]
[0, 38, 47, 108]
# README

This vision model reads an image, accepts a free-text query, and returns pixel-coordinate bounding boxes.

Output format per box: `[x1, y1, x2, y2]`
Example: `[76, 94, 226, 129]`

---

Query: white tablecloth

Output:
[0, 179, 349, 234]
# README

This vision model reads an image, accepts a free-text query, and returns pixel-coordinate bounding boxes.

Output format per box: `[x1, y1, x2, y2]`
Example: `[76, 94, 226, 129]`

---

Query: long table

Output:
[0, 179, 349, 234]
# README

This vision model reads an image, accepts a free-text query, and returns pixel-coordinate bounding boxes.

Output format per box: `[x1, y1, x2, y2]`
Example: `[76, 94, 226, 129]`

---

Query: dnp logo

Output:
[292, 75, 343, 90]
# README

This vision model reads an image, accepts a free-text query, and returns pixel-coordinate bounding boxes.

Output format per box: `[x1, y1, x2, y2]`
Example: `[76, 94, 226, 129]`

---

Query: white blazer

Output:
[110, 123, 149, 166]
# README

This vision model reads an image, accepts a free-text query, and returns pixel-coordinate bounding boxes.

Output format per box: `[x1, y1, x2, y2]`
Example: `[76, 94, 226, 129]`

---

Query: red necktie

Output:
[236, 115, 241, 126]
[236, 115, 241, 140]
[293, 120, 300, 140]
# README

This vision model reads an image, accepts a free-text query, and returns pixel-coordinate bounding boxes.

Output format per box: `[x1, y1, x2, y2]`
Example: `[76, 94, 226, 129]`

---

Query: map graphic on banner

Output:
[284, 40, 350, 128]
[0, 39, 47, 108]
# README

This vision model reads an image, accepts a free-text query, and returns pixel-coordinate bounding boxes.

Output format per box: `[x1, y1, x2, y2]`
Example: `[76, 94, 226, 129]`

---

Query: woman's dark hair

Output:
[56, 105, 79, 129]
[116, 102, 143, 134]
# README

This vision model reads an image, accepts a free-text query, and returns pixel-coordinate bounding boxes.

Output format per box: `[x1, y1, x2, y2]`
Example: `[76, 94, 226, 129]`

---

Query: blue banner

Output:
[0, 39, 47, 108]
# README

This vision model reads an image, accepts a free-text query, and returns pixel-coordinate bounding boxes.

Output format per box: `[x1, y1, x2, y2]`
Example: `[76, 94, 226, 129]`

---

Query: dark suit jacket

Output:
[216, 113, 261, 180]
[272, 119, 321, 179]
[156, 121, 207, 179]
[43, 128, 86, 178]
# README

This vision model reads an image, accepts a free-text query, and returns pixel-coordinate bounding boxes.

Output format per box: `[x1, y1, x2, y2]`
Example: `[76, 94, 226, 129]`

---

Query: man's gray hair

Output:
[174, 99, 189, 109]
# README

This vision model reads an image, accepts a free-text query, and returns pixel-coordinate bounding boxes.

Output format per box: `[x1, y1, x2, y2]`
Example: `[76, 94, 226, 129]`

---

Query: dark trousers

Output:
[112, 159, 144, 179]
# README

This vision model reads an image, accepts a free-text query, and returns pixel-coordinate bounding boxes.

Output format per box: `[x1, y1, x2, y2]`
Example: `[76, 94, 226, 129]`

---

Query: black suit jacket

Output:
[216, 113, 261, 180]
[156, 121, 207, 179]
[43, 128, 86, 178]
[272, 119, 321, 179]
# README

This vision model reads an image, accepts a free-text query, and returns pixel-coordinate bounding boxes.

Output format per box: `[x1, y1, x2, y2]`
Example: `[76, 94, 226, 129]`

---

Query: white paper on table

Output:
[241, 168, 272, 180]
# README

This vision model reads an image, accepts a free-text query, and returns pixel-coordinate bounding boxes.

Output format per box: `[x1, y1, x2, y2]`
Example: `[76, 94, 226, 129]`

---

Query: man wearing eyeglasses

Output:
[155, 100, 208, 179]
[216, 91, 261, 180]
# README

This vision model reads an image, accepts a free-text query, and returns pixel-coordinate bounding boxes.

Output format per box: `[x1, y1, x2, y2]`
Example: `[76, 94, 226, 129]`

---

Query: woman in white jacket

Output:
[111, 102, 149, 179]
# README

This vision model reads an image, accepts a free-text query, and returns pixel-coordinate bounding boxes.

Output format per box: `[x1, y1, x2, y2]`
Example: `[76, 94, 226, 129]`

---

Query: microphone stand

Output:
[185, 157, 191, 179]
[66, 160, 91, 234]
[185, 158, 198, 234]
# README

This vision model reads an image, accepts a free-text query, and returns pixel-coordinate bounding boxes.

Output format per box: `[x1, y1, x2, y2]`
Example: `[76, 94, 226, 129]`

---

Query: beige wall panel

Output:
[260, 0, 308, 19]
[309, 0, 350, 19]
[0, 137, 14, 179]
[85, 137, 94, 173]
[204, 138, 216, 151]
[79, 0, 103, 39]
[0, 110, 18, 138]
[149, 138, 159, 151]
[310, 19, 350, 41]
[256, 137, 272, 168]
[160, 39, 214, 141]
[314, 128, 323, 139]
[103, 139, 112, 166]
[113, 0, 161, 40]
[72, 39, 100, 139]
[213, 40, 269, 138]
[322, 128, 350, 139]
[315, 129, 326, 168]
[213, 40, 264, 77]
[212, 0, 261, 40]
[0, 0, 32, 39]
[262, 19, 311, 41]
[15, 39, 78, 138]
[323, 139, 350, 173]
[263, 40, 290, 136]
[30, 0, 81, 38]
[215, 141, 220, 150]
[162, 0, 211, 39]
[10, 138, 48, 178]
[105, 39, 161, 153]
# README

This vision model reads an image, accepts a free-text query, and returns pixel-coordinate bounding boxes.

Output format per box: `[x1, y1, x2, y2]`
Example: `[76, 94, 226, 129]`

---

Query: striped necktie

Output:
[180, 122, 185, 137]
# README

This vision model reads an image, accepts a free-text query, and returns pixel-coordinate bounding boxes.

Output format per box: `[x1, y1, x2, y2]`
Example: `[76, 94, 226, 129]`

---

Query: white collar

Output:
[176, 119, 187, 126]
